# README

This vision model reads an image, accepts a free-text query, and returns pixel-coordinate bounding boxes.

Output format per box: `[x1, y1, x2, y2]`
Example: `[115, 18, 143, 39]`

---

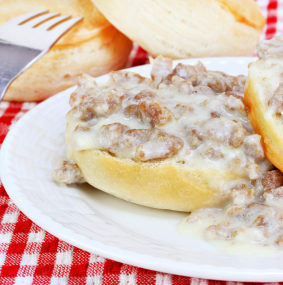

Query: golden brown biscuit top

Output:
[216, 0, 265, 29]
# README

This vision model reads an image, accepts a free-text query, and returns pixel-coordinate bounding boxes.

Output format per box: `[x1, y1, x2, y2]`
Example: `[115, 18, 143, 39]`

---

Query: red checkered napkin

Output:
[0, 1, 282, 284]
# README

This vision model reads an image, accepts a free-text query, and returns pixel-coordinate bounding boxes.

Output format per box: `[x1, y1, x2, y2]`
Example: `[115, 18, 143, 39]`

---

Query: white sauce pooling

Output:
[180, 183, 283, 255]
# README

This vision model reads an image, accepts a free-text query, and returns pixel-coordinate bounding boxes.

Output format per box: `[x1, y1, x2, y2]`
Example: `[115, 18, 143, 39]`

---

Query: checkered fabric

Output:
[0, 1, 282, 284]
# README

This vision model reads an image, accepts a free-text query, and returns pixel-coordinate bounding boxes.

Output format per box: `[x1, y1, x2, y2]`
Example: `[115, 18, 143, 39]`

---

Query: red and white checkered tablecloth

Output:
[0, 1, 282, 284]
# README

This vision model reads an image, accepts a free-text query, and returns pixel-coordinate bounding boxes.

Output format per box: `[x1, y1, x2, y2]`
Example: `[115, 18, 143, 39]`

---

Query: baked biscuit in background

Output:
[1, 0, 132, 101]
[92, 0, 265, 59]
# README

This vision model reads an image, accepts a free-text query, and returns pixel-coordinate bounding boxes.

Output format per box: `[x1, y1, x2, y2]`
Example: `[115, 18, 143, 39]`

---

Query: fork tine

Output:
[38, 15, 71, 30]
[49, 17, 83, 35]
[6, 10, 49, 25]
[22, 12, 60, 28]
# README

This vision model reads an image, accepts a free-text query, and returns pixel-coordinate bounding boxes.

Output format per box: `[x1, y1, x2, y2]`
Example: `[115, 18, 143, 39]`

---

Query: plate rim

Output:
[2, 57, 282, 282]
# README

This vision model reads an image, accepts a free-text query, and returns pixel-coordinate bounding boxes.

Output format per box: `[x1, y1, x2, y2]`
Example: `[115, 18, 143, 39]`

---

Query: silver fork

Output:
[0, 10, 82, 101]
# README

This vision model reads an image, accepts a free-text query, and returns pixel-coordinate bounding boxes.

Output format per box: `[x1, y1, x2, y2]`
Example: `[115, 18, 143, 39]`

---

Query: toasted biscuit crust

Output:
[69, 148, 243, 212]
[244, 60, 283, 172]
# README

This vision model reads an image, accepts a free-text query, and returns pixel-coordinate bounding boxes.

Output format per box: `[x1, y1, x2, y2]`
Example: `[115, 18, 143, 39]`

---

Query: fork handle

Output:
[0, 40, 43, 101]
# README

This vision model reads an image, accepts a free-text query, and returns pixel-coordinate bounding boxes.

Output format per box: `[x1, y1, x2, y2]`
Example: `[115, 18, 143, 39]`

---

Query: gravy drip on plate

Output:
[181, 170, 283, 253]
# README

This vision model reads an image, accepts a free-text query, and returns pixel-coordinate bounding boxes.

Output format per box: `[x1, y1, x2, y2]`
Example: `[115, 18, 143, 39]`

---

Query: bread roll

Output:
[54, 57, 272, 212]
[92, 0, 265, 59]
[69, 149, 240, 211]
[244, 35, 283, 173]
[1, 0, 132, 101]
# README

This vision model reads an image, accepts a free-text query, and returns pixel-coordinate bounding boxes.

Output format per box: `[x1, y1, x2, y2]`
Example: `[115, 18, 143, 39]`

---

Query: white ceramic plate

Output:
[2, 57, 283, 282]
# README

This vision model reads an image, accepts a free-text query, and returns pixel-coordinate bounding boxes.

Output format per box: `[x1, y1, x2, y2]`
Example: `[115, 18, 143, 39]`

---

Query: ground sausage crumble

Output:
[54, 56, 283, 249]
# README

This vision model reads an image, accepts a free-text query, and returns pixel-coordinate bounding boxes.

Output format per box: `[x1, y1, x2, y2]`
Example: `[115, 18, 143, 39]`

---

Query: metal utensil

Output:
[0, 10, 82, 101]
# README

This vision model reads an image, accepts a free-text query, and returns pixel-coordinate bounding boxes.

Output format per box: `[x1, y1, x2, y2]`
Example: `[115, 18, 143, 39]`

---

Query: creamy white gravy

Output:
[57, 55, 283, 255]
[68, 57, 270, 185]
[178, 217, 280, 256]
